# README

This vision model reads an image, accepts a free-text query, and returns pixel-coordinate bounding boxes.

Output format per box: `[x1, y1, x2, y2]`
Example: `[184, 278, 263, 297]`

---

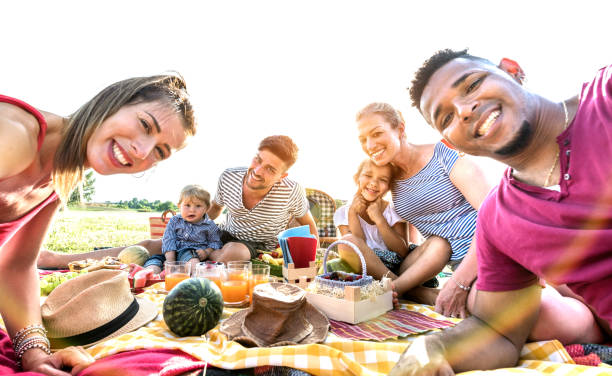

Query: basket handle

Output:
[161, 210, 176, 223]
[324, 239, 368, 278]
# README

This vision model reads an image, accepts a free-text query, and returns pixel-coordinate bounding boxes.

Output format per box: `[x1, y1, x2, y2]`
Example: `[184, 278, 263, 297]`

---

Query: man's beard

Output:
[494, 120, 532, 156]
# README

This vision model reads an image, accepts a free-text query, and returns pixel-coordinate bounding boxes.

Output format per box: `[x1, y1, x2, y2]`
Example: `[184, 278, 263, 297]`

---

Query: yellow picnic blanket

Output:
[83, 283, 607, 375]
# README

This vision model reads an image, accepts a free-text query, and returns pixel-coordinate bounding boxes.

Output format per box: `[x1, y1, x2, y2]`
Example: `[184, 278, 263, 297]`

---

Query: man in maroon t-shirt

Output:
[389, 49, 612, 375]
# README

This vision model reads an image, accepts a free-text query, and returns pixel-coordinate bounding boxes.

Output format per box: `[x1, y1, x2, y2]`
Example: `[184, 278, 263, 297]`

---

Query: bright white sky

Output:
[3, 1, 612, 203]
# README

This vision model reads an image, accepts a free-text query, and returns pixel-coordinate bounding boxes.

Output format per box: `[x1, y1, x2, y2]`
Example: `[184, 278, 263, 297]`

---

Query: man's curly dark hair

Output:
[409, 49, 492, 111]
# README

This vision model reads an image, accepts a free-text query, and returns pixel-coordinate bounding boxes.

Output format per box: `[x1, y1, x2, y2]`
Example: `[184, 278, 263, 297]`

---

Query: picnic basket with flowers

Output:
[306, 240, 393, 324]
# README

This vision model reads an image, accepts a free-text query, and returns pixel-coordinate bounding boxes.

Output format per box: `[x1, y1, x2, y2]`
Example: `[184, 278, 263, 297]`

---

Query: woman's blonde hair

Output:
[179, 185, 211, 207]
[52, 74, 196, 202]
[356, 102, 405, 129]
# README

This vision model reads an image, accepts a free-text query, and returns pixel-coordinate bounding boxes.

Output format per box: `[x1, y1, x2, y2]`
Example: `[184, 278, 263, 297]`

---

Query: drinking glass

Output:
[227, 260, 252, 302]
[195, 261, 224, 290]
[221, 262, 250, 307]
[226, 260, 252, 273]
[165, 261, 191, 291]
[249, 264, 270, 304]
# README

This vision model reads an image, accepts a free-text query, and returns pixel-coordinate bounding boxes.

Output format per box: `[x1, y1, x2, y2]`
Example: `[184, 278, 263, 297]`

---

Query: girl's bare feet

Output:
[391, 282, 400, 309]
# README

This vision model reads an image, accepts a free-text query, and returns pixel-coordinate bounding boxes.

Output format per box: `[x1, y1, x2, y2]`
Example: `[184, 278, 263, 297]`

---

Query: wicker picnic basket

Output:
[316, 240, 373, 288]
[149, 210, 175, 239]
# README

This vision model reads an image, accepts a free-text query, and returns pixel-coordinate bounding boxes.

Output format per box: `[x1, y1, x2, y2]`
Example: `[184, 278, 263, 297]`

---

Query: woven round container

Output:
[315, 240, 373, 288]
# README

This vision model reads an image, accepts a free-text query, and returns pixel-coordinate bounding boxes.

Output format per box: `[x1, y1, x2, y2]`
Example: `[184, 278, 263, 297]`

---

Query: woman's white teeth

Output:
[112, 143, 129, 166]
[371, 149, 384, 158]
[477, 110, 500, 136]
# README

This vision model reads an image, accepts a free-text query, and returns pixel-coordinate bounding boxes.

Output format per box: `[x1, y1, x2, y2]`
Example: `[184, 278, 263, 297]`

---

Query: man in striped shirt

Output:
[37, 135, 318, 268]
[206, 135, 319, 262]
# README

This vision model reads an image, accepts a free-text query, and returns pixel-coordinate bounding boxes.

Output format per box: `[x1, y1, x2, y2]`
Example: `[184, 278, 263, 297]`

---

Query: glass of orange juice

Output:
[226, 261, 252, 275]
[165, 261, 191, 291]
[249, 264, 270, 304]
[195, 261, 224, 290]
[227, 261, 252, 301]
[222, 263, 250, 307]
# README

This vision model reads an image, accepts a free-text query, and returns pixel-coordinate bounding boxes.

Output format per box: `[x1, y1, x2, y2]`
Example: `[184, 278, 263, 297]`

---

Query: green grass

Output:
[43, 208, 158, 254]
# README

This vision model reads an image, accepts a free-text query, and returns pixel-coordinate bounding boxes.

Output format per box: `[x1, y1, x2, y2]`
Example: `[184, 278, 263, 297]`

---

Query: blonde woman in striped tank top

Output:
[356, 102, 491, 319]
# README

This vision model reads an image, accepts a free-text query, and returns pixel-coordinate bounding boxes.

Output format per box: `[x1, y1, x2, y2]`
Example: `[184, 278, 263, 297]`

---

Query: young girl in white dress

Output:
[333, 159, 411, 278]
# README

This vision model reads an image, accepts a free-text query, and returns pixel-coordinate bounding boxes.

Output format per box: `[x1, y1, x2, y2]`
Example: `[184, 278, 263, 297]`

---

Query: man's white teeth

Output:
[477, 110, 500, 136]
[112, 143, 129, 166]
[371, 149, 384, 158]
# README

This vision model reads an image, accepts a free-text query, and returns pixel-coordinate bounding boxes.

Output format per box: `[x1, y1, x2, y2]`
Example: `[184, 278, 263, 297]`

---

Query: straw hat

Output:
[41, 269, 158, 349]
[220, 282, 329, 347]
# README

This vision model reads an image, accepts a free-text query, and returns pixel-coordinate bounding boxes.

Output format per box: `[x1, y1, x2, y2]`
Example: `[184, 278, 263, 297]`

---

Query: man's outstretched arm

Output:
[295, 211, 319, 243]
[389, 284, 542, 375]
[207, 201, 223, 220]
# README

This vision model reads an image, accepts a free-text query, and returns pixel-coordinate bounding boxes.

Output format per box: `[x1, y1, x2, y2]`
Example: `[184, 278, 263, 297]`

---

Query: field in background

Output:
[43, 207, 157, 254]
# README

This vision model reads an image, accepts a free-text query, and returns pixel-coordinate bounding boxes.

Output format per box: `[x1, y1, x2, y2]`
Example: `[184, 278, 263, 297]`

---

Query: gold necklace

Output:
[543, 101, 569, 187]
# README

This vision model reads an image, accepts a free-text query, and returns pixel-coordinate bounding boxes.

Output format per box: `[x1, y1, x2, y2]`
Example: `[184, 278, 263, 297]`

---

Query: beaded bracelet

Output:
[15, 335, 50, 356]
[15, 337, 51, 369]
[17, 342, 51, 368]
[13, 324, 47, 350]
[453, 279, 471, 291]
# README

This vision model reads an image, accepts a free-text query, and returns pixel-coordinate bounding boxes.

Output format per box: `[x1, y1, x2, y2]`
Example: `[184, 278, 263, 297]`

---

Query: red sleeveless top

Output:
[0, 95, 59, 248]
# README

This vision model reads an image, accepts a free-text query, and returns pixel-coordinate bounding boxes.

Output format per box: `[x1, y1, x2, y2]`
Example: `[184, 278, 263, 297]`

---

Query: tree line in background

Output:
[68, 171, 96, 204]
[68, 171, 178, 212]
[68, 171, 344, 213]
[108, 198, 178, 212]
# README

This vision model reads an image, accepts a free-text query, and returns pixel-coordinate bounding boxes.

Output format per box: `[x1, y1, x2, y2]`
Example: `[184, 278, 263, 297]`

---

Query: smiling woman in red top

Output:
[0, 75, 196, 375]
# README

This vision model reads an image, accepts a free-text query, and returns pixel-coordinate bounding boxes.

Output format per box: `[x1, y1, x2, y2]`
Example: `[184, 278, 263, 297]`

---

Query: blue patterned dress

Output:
[391, 142, 477, 261]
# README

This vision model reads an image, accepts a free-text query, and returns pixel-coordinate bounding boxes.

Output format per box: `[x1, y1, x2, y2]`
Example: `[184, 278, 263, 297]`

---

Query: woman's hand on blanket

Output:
[434, 279, 469, 319]
[57, 346, 95, 375]
[388, 336, 454, 376]
[22, 346, 94, 375]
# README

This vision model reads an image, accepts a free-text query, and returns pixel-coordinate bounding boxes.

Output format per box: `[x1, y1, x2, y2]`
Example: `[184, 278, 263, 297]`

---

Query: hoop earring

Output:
[132, 164, 157, 179]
